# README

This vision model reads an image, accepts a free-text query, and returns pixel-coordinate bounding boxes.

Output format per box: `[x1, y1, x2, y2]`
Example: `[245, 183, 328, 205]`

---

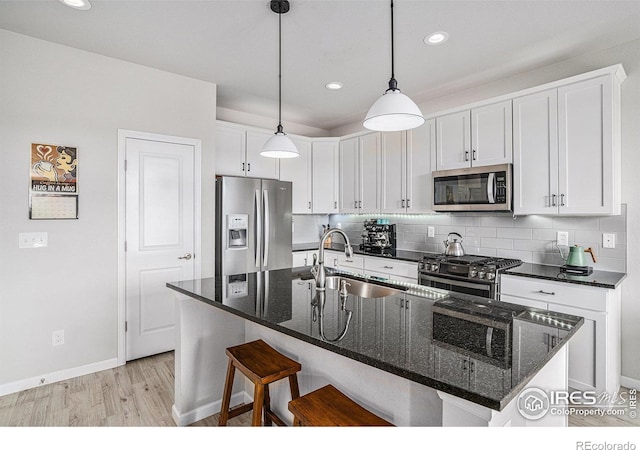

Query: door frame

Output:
[117, 129, 202, 366]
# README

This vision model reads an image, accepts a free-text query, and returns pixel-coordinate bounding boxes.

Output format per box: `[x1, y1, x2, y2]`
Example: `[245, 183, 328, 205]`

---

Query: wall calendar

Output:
[29, 143, 79, 219]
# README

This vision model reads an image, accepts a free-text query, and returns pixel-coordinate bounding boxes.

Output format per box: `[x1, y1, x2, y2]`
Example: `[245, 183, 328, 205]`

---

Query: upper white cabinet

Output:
[311, 139, 340, 214]
[280, 137, 312, 214]
[215, 121, 279, 179]
[435, 100, 512, 170]
[513, 68, 624, 215]
[380, 120, 435, 213]
[339, 133, 380, 214]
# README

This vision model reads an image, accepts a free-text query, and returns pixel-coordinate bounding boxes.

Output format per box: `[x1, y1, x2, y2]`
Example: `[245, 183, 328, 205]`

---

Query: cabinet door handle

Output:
[407, 199, 411, 208]
[536, 290, 556, 295]
[551, 194, 557, 207]
[465, 150, 470, 162]
[242, 162, 245, 172]
[560, 193, 565, 206]
[334, 201, 337, 209]
[472, 149, 477, 160]
[359, 200, 362, 208]
[247, 162, 251, 172]
[401, 199, 405, 208]
[308, 201, 312, 209]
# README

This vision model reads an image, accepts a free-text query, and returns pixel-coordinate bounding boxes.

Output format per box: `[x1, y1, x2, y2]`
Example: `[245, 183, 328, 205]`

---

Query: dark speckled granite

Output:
[294, 241, 432, 263]
[167, 267, 583, 411]
[503, 262, 626, 289]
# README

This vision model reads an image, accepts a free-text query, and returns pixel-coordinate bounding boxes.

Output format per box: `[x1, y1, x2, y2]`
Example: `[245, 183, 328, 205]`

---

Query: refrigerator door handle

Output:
[263, 189, 270, 267]
[255, 189, 261, 268]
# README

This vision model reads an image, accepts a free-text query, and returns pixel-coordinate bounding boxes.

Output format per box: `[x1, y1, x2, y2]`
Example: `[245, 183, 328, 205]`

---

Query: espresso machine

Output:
[360, 219, 396, 253]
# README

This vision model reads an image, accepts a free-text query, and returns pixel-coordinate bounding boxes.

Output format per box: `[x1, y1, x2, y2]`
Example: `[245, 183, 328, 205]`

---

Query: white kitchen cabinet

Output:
[500, 274, 620, 395]
[363, 256, 418, 284]
[339, 133, 380, 213]
[311, 139, 339, 214]
[215, 121, 280, 179]
[280, 137, 312, 214]
[380, 119, 435, 214]
[435, 100, 512, 171]
[513, 68, 624, 215]
[292, 250, 319, 268]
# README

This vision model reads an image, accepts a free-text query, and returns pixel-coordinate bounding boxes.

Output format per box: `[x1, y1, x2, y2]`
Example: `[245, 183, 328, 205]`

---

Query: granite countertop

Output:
[167, 267, 583, 411]
[503, 262, 626, 289]
[293, 242, 430, 263]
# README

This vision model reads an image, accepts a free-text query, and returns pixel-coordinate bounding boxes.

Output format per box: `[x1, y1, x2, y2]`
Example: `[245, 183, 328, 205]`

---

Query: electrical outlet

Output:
[52, 330, 64, 346]
[603, 233, 616, 249]
[557, 231, 569, 247]
[19, 232, 48, 248]
[428, 226, 435, 238]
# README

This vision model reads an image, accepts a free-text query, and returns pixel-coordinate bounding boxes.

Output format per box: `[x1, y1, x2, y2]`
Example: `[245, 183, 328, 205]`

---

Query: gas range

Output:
[419, 254, 522, 282]
[418, 254, 522, 299]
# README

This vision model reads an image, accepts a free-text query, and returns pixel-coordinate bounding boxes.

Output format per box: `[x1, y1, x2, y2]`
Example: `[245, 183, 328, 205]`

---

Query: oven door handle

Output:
[486, 327, 494, 358]
[487, 172, 496, 204]
[419, 274, 492, 292]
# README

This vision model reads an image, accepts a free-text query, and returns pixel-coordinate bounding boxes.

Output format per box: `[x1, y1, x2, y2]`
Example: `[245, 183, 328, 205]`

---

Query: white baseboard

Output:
[0, 358, 119, 397]
[620, 375, 640, 390]
[171, 391, 247, 426]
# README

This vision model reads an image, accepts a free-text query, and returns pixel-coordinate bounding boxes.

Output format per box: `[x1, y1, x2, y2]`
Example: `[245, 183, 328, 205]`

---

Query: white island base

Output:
[171, 293, 568, 427]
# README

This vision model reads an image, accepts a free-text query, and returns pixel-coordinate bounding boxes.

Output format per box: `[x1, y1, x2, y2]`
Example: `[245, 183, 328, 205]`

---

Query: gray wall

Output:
[0, 30, 217, 388]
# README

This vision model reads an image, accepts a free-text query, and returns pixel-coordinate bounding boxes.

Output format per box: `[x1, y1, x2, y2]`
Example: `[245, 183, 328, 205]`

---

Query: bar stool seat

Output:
[218, 339, 301, 426]
[288, 384, 394, 426]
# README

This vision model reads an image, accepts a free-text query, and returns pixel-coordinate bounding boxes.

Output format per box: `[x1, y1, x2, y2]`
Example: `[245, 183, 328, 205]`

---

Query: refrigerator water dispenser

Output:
[227, 214, 248, 249]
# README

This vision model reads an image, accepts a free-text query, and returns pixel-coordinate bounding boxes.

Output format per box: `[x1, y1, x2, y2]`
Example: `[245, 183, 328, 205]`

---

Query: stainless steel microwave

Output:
[432, 163, 512, 212]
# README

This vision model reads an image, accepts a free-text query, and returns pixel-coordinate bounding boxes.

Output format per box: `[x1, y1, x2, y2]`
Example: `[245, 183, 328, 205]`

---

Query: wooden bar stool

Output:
[288, 384, 394, 426]
[218, 339, 301, 426]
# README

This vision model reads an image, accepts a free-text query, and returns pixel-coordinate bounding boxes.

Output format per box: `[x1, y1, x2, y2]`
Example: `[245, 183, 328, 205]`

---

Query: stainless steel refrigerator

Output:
[215, 176, 292, 276]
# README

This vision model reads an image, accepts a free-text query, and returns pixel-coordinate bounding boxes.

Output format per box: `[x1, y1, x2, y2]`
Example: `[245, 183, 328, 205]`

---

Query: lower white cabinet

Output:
[292, 250, 319, 268]
[500, 274, 620, 395]
[363, 257, 418, 284]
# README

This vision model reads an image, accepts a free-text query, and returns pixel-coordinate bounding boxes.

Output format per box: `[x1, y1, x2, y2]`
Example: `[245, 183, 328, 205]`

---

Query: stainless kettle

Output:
[443, 232, 465, 256]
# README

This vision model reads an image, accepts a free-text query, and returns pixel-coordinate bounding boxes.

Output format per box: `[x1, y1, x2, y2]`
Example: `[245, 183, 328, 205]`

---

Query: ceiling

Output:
[2, 1, 640, 132]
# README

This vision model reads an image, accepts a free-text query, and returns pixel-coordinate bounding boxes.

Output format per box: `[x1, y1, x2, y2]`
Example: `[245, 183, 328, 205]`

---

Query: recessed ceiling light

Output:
[325, 81, 343, 90]
[59, 0, 92, 10]
[424, 31, 449, 45]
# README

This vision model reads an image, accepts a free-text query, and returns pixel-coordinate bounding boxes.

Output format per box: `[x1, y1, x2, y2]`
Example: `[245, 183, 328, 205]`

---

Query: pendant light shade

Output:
[261, 0, 299, 158]
[364, 0, 424, 132]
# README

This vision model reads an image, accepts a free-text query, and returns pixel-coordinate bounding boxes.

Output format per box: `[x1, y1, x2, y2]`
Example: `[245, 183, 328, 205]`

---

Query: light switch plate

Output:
[19, 232, 48, 248]
[557, 231, 569, 247]
[428, 226, 435, 238]
[602, 233, 616, 249]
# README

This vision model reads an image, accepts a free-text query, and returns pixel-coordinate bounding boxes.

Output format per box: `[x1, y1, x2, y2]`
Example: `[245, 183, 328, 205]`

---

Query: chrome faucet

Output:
[314, 228, 353, 291]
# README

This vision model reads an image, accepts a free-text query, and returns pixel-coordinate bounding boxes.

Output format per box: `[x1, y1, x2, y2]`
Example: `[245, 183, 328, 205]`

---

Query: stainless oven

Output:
[432, 163, 512, 212]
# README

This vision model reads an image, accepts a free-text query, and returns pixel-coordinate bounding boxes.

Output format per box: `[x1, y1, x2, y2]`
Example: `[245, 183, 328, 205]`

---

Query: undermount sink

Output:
[324, 276, 404, 299]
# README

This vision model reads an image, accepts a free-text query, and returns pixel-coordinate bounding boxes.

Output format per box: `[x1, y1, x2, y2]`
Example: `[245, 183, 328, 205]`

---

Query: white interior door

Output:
[125, 135, 196, 361]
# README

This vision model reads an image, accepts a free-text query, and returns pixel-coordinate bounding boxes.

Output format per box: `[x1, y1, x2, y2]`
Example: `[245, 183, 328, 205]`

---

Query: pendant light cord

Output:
[387, 0, 398, 92]
[277, 7, 283, 133]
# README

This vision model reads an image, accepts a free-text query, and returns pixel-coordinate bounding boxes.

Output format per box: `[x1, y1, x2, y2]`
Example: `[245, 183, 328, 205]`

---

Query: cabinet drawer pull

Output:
[536, 290, 556, 295]
[383, 265, 394, 269]
[345, 259, 354, 263]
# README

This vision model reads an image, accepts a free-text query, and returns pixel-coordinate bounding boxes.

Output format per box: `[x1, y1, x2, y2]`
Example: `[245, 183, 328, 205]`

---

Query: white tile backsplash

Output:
[330, 205, 627, 272]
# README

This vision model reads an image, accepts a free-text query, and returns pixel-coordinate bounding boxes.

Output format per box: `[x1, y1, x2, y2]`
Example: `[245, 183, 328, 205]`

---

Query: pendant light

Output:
[261, 0, 299, 158]
[363, 0, 425, 132]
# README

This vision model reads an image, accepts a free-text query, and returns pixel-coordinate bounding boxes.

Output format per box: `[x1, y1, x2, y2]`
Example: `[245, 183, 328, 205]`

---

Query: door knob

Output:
[178, 253, 193, 260]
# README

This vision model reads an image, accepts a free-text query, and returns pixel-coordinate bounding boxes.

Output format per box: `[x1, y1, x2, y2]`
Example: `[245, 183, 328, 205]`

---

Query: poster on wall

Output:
[29, 143, 79, 219]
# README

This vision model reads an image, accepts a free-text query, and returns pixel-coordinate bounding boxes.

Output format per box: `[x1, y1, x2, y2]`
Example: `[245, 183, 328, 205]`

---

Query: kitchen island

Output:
[167, 267, 583, 426]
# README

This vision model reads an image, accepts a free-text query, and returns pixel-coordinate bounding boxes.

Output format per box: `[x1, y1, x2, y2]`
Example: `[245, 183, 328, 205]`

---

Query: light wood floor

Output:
[0, 351, 637, 427]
